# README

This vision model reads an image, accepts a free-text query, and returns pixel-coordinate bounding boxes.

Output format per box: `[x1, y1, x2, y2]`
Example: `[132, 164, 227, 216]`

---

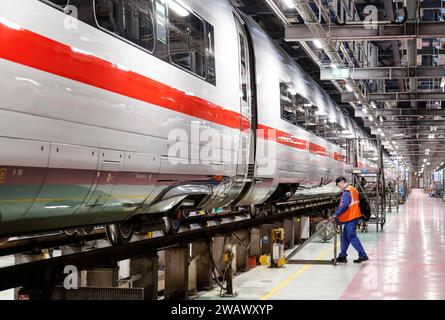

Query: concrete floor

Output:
[342, 189, 445, 300]
[199, 189, 445, 300]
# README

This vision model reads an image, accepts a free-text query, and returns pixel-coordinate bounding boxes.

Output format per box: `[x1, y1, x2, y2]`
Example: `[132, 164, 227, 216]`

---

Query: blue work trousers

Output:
[339, 219, 368, 259]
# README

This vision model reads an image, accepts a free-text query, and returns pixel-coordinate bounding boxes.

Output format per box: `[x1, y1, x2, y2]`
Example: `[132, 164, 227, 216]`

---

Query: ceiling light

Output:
[313, 39, 323, 49]
[283, 0, 295, 8]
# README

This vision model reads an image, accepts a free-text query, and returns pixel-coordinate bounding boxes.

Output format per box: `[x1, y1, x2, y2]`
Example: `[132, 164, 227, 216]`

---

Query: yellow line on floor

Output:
[260, 243, 337, 300]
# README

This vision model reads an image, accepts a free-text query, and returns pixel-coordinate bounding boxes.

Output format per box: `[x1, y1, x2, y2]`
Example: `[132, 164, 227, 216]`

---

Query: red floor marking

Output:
[341, 189, 445, 300]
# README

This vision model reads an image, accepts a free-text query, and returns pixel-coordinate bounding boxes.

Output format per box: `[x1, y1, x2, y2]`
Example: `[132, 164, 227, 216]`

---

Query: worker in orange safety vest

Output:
[332, 177, 369, 264]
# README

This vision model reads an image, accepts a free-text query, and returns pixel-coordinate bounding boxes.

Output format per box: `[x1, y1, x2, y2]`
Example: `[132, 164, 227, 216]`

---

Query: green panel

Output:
[0, 166, 47, 236]
[17, 184, 94, 232]
[0, 185, 42, 235]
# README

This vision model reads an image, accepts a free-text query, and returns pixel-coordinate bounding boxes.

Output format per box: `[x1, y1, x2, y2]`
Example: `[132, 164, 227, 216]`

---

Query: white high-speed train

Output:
[0, 0, 390, 244]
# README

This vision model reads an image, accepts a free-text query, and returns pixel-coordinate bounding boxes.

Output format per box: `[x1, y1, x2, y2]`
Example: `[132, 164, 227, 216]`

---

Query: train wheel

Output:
[106, 222, 134, 246]
[163, 209, 187, 235]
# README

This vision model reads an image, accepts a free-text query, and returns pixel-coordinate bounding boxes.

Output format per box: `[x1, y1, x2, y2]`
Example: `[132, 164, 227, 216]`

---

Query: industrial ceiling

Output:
[234, 0, 445, 175]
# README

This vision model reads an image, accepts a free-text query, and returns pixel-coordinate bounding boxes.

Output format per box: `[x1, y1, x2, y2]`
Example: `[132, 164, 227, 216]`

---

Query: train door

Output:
[84, 150, 123, 208]
[234, 15, 253, 179]
[65, 150, 124, 227]
[203, 15, 254, 210]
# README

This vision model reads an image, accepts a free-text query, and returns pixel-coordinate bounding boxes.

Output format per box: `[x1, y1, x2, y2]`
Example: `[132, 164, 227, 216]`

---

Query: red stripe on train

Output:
[334, 152, 347, 162]
[258, 124, 307, 150]
[0, 22, 248, 129]
[0, 22, 344, 161]
[309, 143, 326, 157]
[258, 125, 346, 159]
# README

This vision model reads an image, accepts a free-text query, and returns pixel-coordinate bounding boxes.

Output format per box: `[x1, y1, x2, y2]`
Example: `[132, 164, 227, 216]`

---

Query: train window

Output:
[155, 1, 167, 44]
[317, 114, 334, 139]
[326, 120, 347, 147]
[304, 104, 320, 134]
[168, 0, 206, 78]
[279, 81, 306, 127]
[294, 94, 309, 127]
[95, 0, 155, 52]
[206, 23, 216, 85]
[280, 82, 296, 124]
[239, 34, 248, 102]
[39, 0, 97, 25]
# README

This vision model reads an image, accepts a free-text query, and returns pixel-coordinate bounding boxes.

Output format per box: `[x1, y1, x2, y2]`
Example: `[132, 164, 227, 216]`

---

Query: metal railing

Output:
[285, 216, 339, 266]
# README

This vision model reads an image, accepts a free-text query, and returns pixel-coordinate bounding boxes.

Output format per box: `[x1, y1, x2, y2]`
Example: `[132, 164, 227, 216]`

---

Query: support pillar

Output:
[191, 241, 213, 290]
[70, 243, 119, 289]
[61, 243, 117, 289]
[293, 217, 302, 244]
[212, 235, 228, 276]
[231, 230, 249, 272]
[249, 228, 261, 258]
[260, 225, 274, 255]
[283, 218, 295, 249]
[301, 216, 310, 240]
[129, 253, 159, 300]
[60, 245, 86, 287]
[188, 256, 197, 297]
[164, 246, 189, 300]
[85, 267, 119, 288]
[14, 251, 49, 300]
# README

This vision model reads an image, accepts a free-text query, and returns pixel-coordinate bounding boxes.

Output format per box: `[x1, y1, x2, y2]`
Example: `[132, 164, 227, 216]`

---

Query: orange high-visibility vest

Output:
[338, 185, 362, 223]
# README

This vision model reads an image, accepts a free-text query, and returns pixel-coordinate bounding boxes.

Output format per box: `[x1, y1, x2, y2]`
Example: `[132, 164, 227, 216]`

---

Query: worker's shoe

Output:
[332, 256, 347, 263]
[353, 257, 369, 264]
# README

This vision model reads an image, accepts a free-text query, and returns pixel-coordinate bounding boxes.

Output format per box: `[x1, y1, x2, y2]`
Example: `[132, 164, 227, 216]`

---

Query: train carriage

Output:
[0, 0, 394, 244]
